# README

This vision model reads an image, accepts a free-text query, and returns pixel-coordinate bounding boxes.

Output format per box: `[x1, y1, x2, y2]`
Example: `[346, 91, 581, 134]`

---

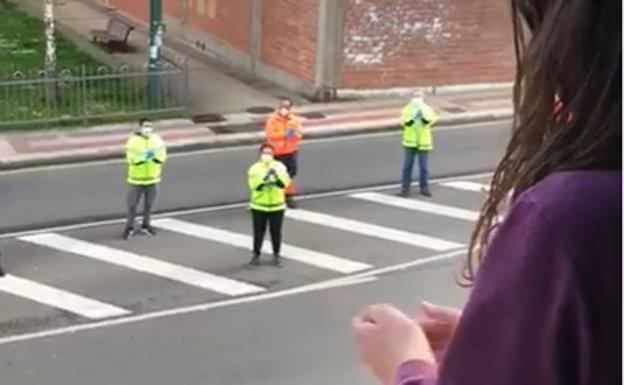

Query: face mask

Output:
[279, 108, 290, 116]
[140, 126, 153, 136]
[260, 153, 273, 163]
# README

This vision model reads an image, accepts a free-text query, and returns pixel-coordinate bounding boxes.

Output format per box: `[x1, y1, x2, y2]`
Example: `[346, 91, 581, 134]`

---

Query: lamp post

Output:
[147, 0, 163, 108]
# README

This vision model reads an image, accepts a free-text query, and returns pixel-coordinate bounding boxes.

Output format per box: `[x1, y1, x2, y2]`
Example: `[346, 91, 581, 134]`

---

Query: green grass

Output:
[0, 1, 184, 130]
[0, 0, 100, 75]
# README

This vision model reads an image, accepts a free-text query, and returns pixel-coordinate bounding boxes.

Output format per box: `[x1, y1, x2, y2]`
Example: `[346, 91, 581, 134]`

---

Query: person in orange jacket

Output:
[264, 97, 302, 208]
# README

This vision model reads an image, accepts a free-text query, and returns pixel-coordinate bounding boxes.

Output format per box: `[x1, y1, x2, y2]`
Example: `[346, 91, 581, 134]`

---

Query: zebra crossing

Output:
[0, 177, 489, 332]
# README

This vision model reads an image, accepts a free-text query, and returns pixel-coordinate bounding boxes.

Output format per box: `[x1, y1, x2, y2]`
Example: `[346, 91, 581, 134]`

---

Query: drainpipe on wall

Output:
[314, 0, 343, 102]
[250, 0, 262, 76]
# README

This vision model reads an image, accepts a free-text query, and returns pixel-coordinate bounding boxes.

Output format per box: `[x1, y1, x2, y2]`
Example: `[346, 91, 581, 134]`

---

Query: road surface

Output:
[0, 120, 509, 233]
[0, 121, 509, 385]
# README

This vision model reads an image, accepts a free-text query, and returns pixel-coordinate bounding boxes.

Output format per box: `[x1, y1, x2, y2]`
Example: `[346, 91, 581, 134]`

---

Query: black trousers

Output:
[251, 209, 285, 256]
[275, 152, 297, 177]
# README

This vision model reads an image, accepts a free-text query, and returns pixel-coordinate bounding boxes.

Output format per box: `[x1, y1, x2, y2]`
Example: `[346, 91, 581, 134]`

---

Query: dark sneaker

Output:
[140, 226, 157, 236]
[248, 255, 261, 268]
[420, 188, 432, 197]
[397, 191, 410, 198]
[123, 228, 135, 240]
[286, 197, 298, 209]
[272, 256, 282, 268]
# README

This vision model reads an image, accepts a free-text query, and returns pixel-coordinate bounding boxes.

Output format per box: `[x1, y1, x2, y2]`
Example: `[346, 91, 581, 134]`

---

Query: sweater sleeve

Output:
[396, 195, 587, 385]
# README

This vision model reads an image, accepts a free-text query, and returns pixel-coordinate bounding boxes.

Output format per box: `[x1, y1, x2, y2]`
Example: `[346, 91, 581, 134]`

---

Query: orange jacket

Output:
[264, 112, 303, 156]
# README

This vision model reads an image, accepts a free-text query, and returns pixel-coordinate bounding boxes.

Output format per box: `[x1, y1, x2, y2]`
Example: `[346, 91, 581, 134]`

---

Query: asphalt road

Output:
[0, 173, 488, 384]
[0, 120, 510, 233]
[0, 122, 507, 385]
[0, 262, 466, 385]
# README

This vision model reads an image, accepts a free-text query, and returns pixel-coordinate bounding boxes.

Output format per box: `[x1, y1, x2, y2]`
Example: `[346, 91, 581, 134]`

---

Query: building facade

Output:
[107, 0, 515, 99]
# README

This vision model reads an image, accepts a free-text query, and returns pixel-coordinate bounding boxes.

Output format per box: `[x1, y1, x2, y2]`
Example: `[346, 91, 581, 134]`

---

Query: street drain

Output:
[247, 106, 274, 114]
[300, 112, 326, 120]
[192, 113, 226, 123]
[210, 126, 235, 134]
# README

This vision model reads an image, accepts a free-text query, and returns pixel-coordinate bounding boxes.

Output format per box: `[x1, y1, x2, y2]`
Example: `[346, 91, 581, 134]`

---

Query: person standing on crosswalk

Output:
[399, 91, 439, 197]
[247, 143, 291, 268]
[264, 97, 302, 208]
[123, 118, 167, 240]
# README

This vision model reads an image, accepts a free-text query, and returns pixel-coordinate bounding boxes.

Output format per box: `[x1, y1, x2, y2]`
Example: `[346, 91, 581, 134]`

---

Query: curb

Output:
[0, 110, 512, 171]
[336, 82, 513, 100]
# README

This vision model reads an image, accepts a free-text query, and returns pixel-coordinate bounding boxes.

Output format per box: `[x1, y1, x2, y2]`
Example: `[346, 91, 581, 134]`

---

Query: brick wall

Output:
[105, 0, 513, 93]
[109, 0, 147, 23]
[109, 0, 251, 53]
[163, 0, 184, 21]
[260, 0, 318, 84]
[340, 0, 515, 88]
[184, 0, 251, 53]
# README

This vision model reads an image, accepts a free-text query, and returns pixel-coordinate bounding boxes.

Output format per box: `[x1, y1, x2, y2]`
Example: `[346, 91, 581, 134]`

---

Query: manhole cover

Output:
[192, 113, 226, 123]
[300, 112, 326, 120]
[247, 106, 274, 114]
[442, 106, 466, 113]
[211, 126, 235, 134]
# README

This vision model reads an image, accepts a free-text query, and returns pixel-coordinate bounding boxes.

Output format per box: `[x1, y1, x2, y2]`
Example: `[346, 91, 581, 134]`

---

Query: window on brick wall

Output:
[196, 0, 217, 18]
[196, 0, 205, 16]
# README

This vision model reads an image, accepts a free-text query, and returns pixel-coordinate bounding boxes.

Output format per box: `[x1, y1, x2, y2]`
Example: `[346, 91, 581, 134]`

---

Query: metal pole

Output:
[0, 251, 5, 277]
[148, 0, 163, 109]
[44, 0, 57, 103]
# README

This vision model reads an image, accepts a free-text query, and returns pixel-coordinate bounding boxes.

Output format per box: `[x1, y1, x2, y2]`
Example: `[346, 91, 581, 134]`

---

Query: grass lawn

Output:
[0, 0, 182, 129]
[0, 0, 100, 74]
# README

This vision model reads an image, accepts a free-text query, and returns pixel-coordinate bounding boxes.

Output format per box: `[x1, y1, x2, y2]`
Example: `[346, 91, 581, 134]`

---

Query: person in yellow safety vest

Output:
[399, 91, 439, 197]
[123, 118, 167, 240]
[247, 143, 292, 268]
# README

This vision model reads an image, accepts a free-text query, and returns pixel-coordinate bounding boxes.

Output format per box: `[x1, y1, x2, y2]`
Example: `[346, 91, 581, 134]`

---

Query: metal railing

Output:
[0, 65, 189, 128]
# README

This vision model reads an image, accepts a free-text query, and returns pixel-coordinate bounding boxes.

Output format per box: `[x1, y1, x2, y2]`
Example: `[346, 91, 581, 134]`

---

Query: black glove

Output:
[263, 169, 277, 182]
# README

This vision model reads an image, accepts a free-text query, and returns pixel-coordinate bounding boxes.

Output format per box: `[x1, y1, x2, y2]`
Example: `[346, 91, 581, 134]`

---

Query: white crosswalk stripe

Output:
[351, 192, 479, 221]
[0, 275, 130, 319]
[441, 181, 489, 193]
[153, 218, 371, 274]
[285, 209, 463, 251]
[0, 179, 491, 323]
[19, 233, 265, 296]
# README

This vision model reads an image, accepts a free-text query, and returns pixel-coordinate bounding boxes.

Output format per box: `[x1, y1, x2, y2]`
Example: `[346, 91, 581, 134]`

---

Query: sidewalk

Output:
[0, 90, 512, 169]
[1, 1, 513, 170]
[23, 0, 304, 115]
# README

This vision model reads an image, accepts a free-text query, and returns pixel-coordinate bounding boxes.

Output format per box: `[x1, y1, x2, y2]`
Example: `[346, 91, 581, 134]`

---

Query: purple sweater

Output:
[397, 171, 621, 385]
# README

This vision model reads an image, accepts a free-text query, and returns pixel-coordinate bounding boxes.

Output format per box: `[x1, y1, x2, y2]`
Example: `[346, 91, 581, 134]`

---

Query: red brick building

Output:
[107, 0, 515, 99]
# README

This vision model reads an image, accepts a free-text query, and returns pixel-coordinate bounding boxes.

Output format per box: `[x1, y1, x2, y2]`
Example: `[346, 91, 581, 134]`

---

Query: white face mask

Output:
[412, 97, 423, 105]
[279, 108, 290, 116]
[260, 153, 273, 163]
[140, 126, 153, 136]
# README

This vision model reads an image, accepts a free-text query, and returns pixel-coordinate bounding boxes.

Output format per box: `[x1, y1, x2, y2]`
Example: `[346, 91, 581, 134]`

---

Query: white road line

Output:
[153, 218, 371, 274]
[0, 275, 130, 319]
[351, 192, 479, 221]
[285, 209, 463, 251]
[0, 249, 465, 347]
[18, 234, 265, 296]
[441, 181, 490, 193]
[0, 172, 493, 240]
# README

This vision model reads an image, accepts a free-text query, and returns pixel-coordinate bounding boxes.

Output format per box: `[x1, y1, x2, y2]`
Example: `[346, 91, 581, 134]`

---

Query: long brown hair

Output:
[463, 0, 622, 284]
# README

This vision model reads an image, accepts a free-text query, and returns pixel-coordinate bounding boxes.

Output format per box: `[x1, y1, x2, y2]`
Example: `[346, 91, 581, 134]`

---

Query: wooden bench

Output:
[91, 17, 134, 53]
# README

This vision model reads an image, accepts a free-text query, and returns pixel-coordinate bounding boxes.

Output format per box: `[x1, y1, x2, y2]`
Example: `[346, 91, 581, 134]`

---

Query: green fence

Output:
[0, 65, 189, 129]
